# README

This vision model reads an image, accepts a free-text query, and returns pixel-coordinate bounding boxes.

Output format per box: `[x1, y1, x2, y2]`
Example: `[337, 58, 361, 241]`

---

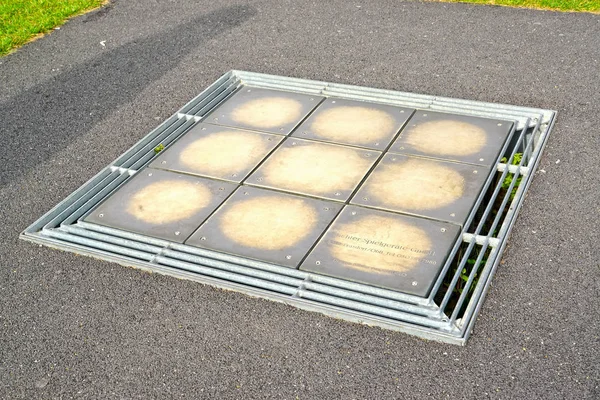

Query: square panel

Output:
[205, 86, 323, 135]
[292, 97, 414, 149]
[351, 154, 488, 226]
[186, 186, 343, 267]
[391, 110, 513, 167]
[85, 169, 237, 242]
[245, 138, 380, 201]
[300, 206, 460, 297]
[150, 123, 282, 182]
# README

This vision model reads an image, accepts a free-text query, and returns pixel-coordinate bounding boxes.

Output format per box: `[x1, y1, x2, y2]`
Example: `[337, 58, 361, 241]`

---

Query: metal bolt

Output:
[175, 231, 180, 236]
[473, 170, 478, 174]
[450, 213, 456, 217]
[400, 110, 405, 113]
[247, 89, 251, 92]
[291, 142, 297, 146]
[218, 187, 224, 191]
[331, 100, 336, 104]
[310, 98, 314, 101]
[244, 191, 249, 195]
[214, 118, 218, 121]
[441, 228, 446, 232]
[324, 207, 330, 211]
[232, 173, 237, 177]
[363, 197, 369, 201]
[161, 161, 166, 164]
[316, 261, 321, 265]
[285, 255, 292, 260]
[302, 131, 308, 135]
[399, 147, 404, 150]
[412, 281, 418, 286]
[99, 213, 104, 218]
[201, 127, 206, 130]
[374, 142, 380, 146]
[280, 128, 284, 131]
[351, 211, 357, 215]
[479, 158, 484, 162]
[335, 192, 341, 196]
[423, 114, 427, 117]
[497, 123, 502, 126]
[201, 237, 206, 241]
[256, 177, 263, 182]
[148, 173, 153, 176]
[392, 158, 397, 161]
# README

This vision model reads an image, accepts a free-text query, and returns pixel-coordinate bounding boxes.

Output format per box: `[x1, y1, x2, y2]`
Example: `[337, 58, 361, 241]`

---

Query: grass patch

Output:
[434, 0, 600, 13]
[0, 0, 106, 56]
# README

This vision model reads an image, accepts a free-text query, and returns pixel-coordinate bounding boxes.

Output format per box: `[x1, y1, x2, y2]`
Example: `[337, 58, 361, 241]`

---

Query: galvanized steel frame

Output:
[21, 70, 556, 345]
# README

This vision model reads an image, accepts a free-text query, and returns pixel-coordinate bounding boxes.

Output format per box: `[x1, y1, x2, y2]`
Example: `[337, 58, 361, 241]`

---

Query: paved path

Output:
[1, 1, 598, 398]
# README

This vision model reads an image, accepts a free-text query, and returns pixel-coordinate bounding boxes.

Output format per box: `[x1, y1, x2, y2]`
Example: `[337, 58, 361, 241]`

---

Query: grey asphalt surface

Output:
[1, 0, 599, 398]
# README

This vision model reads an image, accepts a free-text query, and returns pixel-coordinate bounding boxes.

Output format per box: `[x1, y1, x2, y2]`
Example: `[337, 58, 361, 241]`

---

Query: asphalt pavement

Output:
[1, 1, 599, 398]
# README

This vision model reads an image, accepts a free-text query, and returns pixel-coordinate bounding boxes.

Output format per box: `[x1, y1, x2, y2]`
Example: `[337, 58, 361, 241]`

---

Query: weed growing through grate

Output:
[469, 152, 524, 237]
[435, 243, 492, 318]
[153, 143, 165, 154]
[500, 152, 523, 202]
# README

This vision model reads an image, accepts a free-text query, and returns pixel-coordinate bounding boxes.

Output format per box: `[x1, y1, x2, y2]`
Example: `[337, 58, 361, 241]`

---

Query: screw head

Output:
[450, 213, 456, 217]
[175, 231, 180, 236]
[334, 192, 341, 196]
[148, 173, 153, 176]
[497, 123, 502, 126]
[201, 236, 206, 241]
[285, 255, 292, 260]
[316, 261, 321, 265]
[422, 113, 427, 117]
[331, 100, 336, 104]
[99, 213, 104, 218]
[473, 170, 478, 174]
[441, 228, 446, 232]
[479, 158, 484, 162]
[412, 281, 418, 286]
[351, 211, 357, 215]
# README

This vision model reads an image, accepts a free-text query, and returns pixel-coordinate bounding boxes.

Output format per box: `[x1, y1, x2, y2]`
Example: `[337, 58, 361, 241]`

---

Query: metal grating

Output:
[21, 70, 556, 345]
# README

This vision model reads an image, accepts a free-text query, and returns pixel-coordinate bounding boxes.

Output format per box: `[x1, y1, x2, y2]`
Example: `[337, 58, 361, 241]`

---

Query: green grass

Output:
[0, 0, 106, 56]
[436, 0, 600, 12]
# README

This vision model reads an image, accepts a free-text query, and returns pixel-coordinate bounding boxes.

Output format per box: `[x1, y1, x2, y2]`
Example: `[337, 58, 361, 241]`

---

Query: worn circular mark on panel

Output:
[230, 97, 303, 129]
[126, 180, 211, 224]
[366, 159, 465, 210]
[330, 215, 432, 273]
[310, 106, 395, 144]
[218, 196, 317, 250]
[261, 144, 372, 196]
[404, 120, 487, 156]
[179, 131, 269, 176]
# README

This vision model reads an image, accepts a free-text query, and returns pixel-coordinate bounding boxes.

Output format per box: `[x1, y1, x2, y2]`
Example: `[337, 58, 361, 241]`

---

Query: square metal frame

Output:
[20, 70, 556, 345]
